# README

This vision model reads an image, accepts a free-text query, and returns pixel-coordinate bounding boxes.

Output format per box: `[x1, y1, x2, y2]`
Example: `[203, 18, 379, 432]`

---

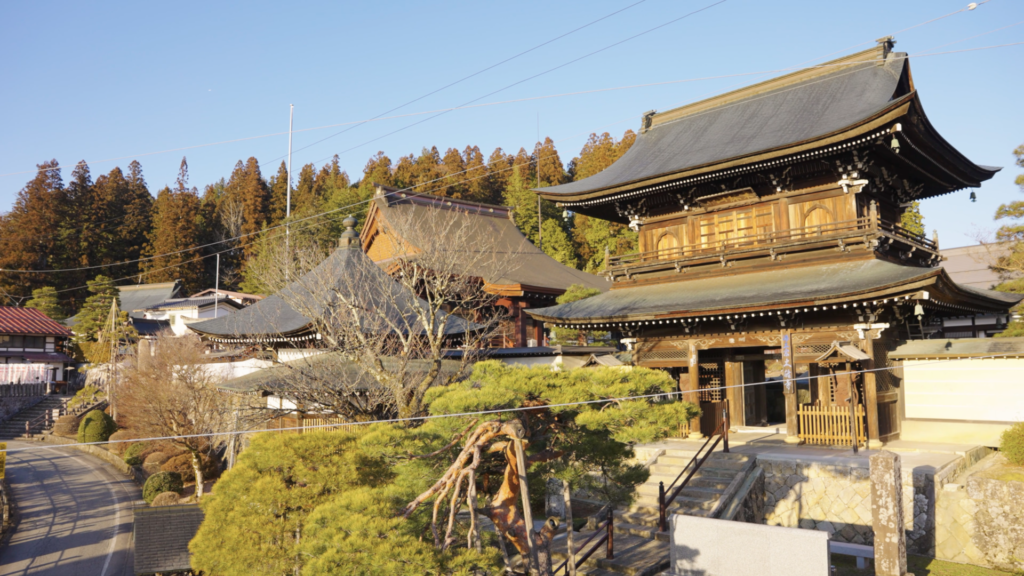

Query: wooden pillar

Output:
[724, 358, 744, 427]
[513, 303, 528, 348]
[862, 338, 882, 448]
[781, 332, 801, 444]
[685, 341, 702, 438]
[533, 317, 544, 347]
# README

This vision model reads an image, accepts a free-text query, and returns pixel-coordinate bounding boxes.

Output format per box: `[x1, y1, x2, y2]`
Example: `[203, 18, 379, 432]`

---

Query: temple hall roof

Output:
[365, 189, 609, 295]
[526, 259, 1023, 324]
[189, 226, 473, 340]
[536, 44, 997, 205]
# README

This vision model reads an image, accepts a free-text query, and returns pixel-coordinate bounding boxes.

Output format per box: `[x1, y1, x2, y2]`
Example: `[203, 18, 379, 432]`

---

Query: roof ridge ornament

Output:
[876, 36, 896, 62]
[340, 215, 359, 249]
[641, 110, 657, 133]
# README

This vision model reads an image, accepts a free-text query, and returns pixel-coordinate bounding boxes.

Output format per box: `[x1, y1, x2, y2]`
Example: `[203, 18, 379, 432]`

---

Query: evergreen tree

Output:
[0, 160, 65, 301]
[72, 275, 119, 342]
[503, 166, 561, 246]
[292, 163, 320, 214]
[461, 145, 491, 203]
[315, 156, 350, 199]
[900, 202, 925, 236]
[568, 130, 639, 271]
[391, 154, 417, 190]
[995, 143, 1024, 336]
[486, 147, 513, 202]
[511, 147, 535, 187]
[413, 146, 444, 191]
[141, 159, 205, 293]
[120, 162, 155, 273]
[533, 137, 567, 187]
[224, 157, 271, 245]
[25, 287, 66, 321]
[540, 218, 578, 268]
[440, 147, 466, 199]
[268, 161, 290, 224]
[358, 152, 393, 197]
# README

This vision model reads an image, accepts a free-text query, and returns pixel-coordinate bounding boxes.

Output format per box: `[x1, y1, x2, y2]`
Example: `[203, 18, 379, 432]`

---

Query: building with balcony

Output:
[526, 40, 1023, 447]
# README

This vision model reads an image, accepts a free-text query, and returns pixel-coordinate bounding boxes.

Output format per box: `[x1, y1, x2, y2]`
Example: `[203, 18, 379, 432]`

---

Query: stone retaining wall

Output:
[935, 454, 1024, 571]
[759, 456, 936, 554]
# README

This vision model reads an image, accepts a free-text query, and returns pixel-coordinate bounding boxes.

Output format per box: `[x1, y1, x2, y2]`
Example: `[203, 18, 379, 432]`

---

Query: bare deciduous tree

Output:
[118, 333, 233, 499]
[247, 205, 521, 419]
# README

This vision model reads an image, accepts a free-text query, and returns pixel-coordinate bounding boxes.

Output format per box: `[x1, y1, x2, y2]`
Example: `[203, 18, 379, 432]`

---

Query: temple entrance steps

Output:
[550, 450, 755, 575]
[0, 395, 72, 439]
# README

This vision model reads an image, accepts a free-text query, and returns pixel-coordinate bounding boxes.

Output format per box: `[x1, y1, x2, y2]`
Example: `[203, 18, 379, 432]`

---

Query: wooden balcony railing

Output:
[607, 216, 938, 276]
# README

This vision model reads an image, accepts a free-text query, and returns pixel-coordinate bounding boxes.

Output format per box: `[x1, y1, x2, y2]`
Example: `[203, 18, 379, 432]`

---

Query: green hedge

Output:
[143, 472, 183, 504]
[123, 442, 150, 466]
[1000, 421, 1024, 466]
[77, 410, 117, 444]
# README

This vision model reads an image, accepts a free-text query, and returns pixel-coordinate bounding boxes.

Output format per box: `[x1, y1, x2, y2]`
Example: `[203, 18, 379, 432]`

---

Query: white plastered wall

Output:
[901, 358, 1024, 446]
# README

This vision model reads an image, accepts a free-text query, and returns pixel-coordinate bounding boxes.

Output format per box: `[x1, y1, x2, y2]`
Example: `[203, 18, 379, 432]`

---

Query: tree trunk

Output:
[191, 452, 204, 500]
[563, 481, 576, 576]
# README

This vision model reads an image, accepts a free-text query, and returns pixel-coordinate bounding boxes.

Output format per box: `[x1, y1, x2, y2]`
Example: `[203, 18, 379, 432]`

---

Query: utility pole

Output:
[537, 113, 542, 251]
[286, 104, 294, 280]
[214, 253, 220, 318]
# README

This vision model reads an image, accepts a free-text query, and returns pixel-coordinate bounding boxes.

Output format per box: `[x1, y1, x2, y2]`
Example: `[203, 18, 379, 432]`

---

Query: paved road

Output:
[0, 441, 138, 576]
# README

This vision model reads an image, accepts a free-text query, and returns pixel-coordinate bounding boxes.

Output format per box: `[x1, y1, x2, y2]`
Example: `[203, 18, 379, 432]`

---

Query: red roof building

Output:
[0, 307, 73, 337]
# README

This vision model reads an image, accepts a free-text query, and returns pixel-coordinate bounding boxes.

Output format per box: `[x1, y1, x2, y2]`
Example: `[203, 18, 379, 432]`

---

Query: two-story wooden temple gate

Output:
[528, 40, 1022, 448]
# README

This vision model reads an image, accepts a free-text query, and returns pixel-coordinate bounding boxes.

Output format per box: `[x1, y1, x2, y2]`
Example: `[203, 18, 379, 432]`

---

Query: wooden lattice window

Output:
[698, 361, 724, 402]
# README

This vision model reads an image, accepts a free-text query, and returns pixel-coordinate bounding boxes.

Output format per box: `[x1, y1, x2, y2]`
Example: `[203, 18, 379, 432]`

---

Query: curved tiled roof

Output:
[526, 260, 1023, 323]
[539, 48, 909, 199]
[0, 307, 72, 337]
[189, 240, 473, 339]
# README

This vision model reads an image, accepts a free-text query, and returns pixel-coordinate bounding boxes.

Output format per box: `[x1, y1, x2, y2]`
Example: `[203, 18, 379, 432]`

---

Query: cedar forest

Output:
[0, 131, 638, 316]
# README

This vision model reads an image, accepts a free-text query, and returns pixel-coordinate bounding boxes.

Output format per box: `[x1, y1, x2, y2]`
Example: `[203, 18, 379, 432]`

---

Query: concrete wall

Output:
[669, 513, 830, 576]
[935, 454, 1024, 572]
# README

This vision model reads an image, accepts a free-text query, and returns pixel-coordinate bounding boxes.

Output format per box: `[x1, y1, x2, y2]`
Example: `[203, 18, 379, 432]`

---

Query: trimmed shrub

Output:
[1000, 421, 1024, 466]
[150, 491, 180, 507]
[123, 442, 149, 466]
[161, 452, 221, 484]
[77, 410, 117, 444]
[144, 452, 172, 467]
[107, 430, 134, 455]
[68, 384, 105, 409]
[53, 414, 81, 438]
[143, 472, 183, 504]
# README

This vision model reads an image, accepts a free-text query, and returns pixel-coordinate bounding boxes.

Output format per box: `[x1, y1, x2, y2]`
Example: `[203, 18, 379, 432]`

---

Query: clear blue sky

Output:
[1, 0, 1021, 248]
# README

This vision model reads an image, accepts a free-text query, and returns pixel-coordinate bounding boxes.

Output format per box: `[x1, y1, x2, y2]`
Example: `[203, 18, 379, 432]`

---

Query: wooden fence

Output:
[797, 403, 866, 447]
[299, 417, 361, 433]
[0, 383, 47, 397]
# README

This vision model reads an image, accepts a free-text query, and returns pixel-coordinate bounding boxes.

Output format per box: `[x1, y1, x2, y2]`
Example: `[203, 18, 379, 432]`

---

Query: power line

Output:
[1, 351, 1020, 455]
[282, 0, 650, 159]
[302, 0, 729, 166]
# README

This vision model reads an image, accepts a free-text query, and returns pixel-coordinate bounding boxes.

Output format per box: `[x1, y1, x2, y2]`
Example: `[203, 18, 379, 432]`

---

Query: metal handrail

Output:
[552, 513, 614, 575]
[658, 401, 730, 532]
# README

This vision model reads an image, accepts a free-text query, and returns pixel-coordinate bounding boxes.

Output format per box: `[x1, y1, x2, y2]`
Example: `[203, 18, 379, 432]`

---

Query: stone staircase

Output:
[550, 449, 755, 575]
[0, 396, 72, 439]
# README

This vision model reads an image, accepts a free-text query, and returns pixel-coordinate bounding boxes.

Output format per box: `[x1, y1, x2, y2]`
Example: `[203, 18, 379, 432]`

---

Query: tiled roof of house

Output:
[133, 504, 204, 575]
[0, 307, 73, 337]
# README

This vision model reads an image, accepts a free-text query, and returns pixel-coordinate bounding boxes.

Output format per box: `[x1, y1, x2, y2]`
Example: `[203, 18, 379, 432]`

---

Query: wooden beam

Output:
[781, 331, 801, 444]
[685, 340, 702, 438]
[862, 338, 882, 448]
[725, 359, 744, 427]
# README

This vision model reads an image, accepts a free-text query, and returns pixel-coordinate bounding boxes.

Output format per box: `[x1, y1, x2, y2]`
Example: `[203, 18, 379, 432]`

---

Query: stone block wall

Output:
[760, 457, 936, 554]
[935, 454, 1024, 572]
